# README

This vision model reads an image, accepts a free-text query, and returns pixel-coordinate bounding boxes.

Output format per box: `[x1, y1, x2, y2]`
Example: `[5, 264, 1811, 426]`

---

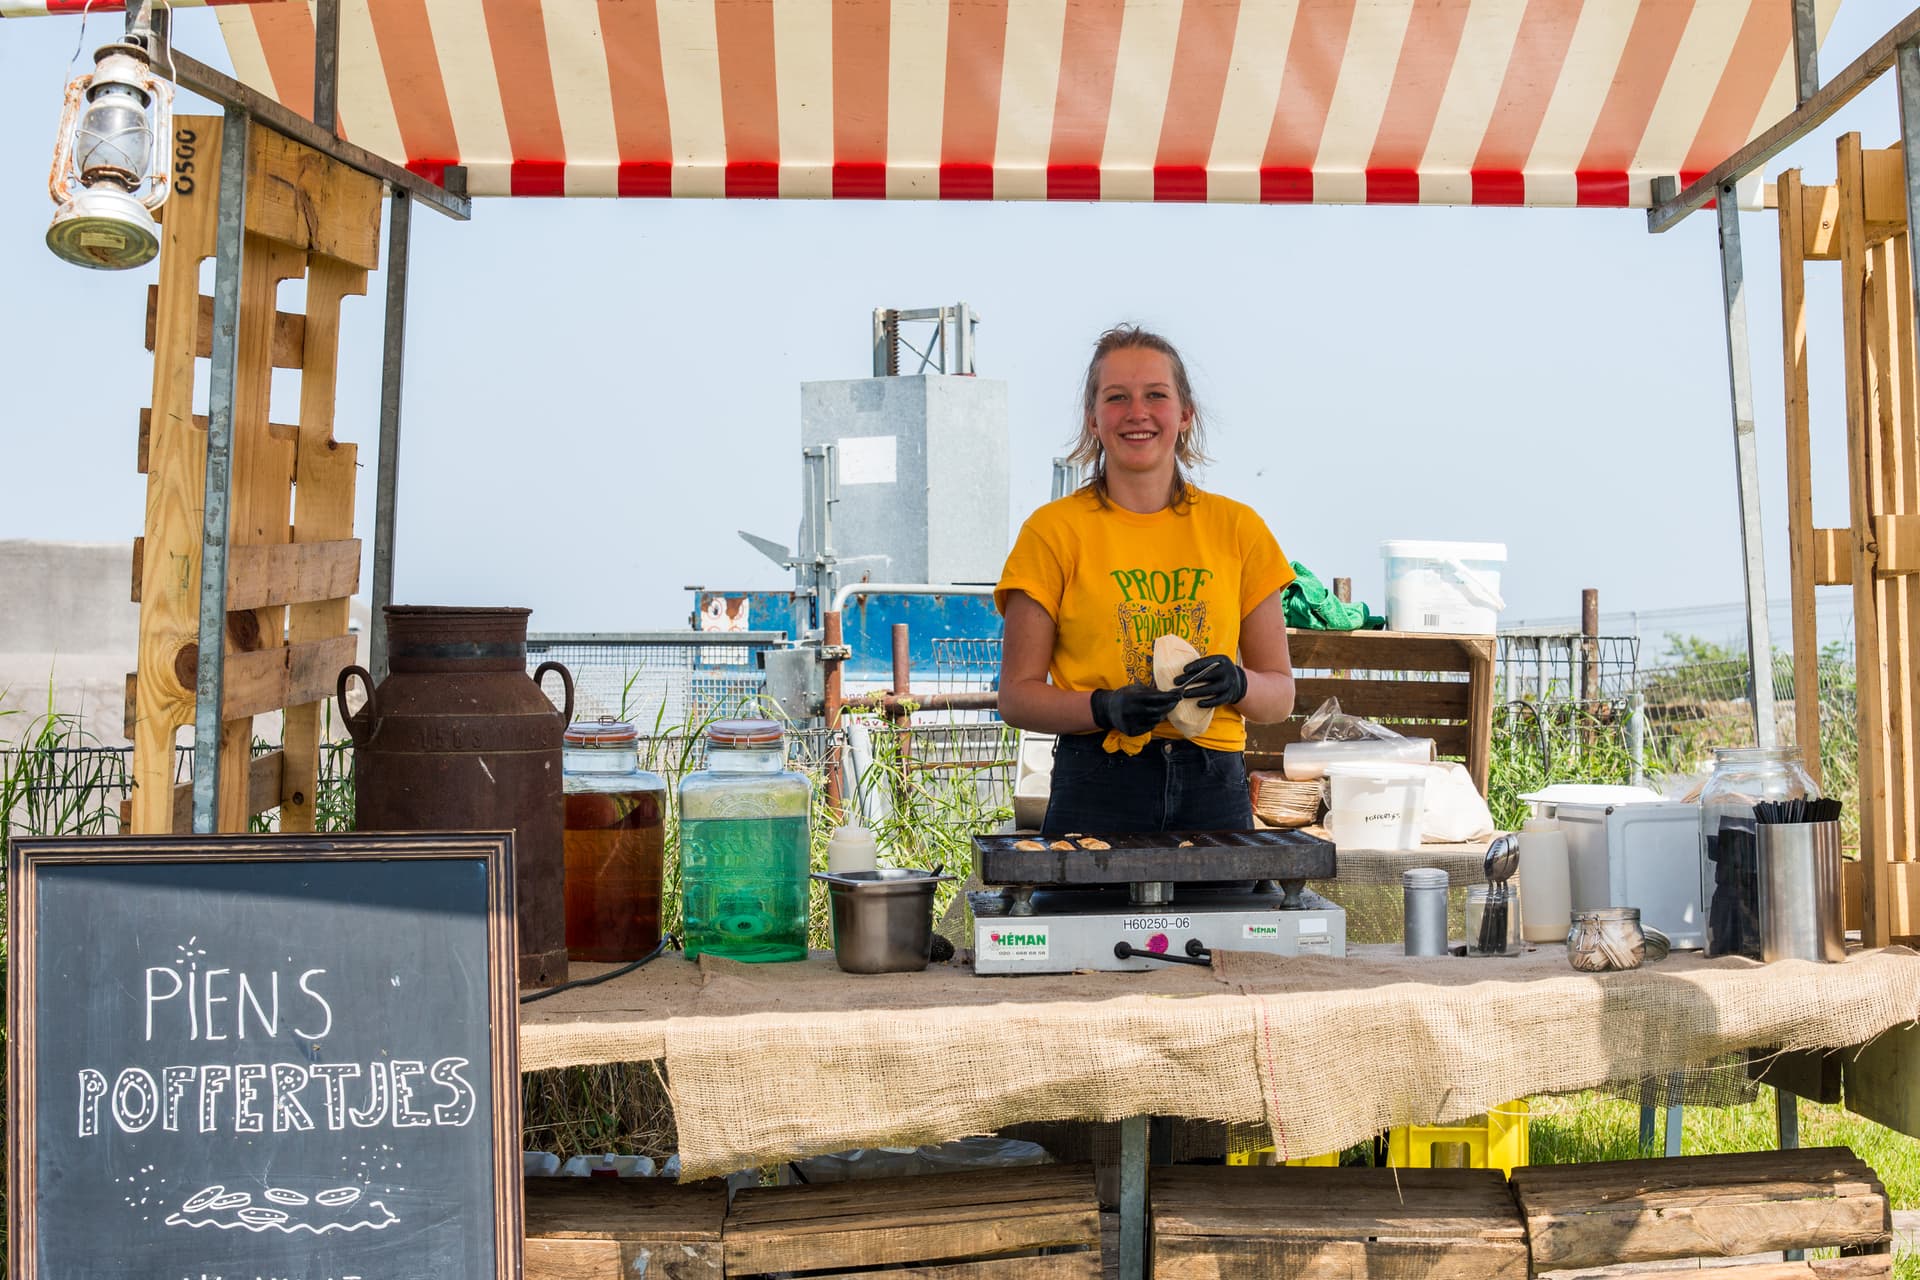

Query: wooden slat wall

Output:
[282, 259, 366, 831]
[127, 115, 379, 834]
[1778, 138, 1920, 948]
[130, 116, 224, 835]
[1780, 167, 1824, 786]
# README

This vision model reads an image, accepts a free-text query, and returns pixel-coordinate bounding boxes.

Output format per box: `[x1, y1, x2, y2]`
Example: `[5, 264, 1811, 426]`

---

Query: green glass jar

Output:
[677, 718, 812, 962]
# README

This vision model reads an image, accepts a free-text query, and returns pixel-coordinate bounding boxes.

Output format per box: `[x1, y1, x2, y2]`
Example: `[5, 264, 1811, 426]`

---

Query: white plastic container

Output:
[1012, 731, 1056, 830]
[1324, 763, 1428, 850]
[826, 822, 880, 874]
[1327, 807, 1422, 851]
[1325, 762, 1431, 813]
[1516, 817, 1572, 942]
[1380, 540, 1507, 633]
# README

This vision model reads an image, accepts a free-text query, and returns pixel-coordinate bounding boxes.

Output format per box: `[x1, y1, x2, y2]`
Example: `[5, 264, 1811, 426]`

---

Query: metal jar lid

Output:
[565, 717, 638, 748]
[1402, 867, 1449, 890]
[707, 717, 784, 747]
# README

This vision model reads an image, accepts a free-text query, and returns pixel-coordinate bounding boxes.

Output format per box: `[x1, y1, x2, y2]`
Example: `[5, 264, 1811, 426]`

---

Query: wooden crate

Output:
[1509, 1147, 1892, 1273]
[1150, 1164, 1528, 1280]
[725, 1164, 1101, 1278]
[1245, 630, 1496, 795]
[523, 1177, 725, 1280]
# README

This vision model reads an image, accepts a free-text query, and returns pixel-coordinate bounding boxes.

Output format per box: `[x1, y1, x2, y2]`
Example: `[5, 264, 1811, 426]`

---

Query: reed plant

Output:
[0, 685, 126, 859]
[0, 684, 129, 1267]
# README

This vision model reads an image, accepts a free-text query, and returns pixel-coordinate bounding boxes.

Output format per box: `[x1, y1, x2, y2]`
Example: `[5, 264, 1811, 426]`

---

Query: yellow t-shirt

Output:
[994, 488, 1295, 753]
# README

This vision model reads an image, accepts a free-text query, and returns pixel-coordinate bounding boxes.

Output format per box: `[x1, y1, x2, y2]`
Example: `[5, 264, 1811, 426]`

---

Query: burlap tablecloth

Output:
[519, 946, 1920, 1181]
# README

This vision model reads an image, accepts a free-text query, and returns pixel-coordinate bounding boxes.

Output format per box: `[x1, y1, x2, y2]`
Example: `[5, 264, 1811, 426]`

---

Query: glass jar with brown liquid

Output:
[562, 718, 667, 961]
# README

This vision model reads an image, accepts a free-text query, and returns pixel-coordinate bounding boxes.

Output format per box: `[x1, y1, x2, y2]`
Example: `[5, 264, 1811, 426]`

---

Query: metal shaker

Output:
[1403, 867, 1450, 956]
[1757, 820, 1845, 963]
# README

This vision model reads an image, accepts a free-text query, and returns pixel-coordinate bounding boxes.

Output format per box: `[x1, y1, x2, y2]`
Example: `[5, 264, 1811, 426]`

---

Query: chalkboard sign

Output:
[8, 833, 521, 1280]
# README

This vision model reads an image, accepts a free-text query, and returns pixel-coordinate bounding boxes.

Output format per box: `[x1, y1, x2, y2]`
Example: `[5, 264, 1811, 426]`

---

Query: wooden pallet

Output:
[124, 114, 379, 834]
[724, 1164, 1101, 1278]
[1150, 1165, 1528, 1280]
[1771, 143, 1920, 946]
[1509, 1147, 1891, 1274]
[522, 1177, 726, 1280]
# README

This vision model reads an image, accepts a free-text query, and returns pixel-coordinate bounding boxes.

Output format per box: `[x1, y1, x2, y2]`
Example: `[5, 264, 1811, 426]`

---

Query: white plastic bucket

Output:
[1327, 806, 1422, 851]
[1326, 762, 1431, 814]
[1325, 763, 1428, 850]
[1380, 540, 1507, 634]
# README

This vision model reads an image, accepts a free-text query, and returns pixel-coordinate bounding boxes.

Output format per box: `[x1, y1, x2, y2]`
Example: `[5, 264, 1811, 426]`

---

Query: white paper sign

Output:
[837, 435, 897, 485]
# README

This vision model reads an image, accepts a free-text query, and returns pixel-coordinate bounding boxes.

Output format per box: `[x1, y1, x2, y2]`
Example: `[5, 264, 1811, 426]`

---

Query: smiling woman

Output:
[993, 325, 1297, 837]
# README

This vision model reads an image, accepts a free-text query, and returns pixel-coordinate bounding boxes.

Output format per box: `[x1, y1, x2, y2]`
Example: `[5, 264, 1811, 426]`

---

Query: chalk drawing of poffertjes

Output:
[166, 1182, 399, 1234]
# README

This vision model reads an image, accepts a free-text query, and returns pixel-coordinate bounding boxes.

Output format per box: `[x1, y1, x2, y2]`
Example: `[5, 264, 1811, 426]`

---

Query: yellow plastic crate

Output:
[1386, 1099, 1530, 1176]
[1225, 1122, 1339, 1167]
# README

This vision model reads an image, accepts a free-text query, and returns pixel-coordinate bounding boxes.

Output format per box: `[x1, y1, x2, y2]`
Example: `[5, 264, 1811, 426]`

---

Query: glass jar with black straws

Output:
[1699, 746, 1818, 958]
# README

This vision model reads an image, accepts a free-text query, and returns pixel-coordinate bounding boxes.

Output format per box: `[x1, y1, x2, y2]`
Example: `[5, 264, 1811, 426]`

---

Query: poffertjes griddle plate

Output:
[972, 828, 1335, 886]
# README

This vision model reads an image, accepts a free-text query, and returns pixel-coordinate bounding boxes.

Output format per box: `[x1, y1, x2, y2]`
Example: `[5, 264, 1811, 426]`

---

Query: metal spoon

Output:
[1477, 834, 1521, 954]
[1483, 834, 1519, 889]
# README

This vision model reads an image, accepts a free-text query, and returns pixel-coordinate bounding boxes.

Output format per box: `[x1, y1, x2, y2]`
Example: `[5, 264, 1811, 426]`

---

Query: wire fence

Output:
[1498, 634, 1640, 705]
[0, 741, 358, 849]
[523, 633, 776, 725]
[1, 722, 1015, 853]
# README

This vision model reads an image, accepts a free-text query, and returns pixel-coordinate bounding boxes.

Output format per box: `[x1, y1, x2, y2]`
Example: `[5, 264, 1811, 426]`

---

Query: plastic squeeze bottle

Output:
[1517, 816, 1573, 942]
[826, 822, 880, 874]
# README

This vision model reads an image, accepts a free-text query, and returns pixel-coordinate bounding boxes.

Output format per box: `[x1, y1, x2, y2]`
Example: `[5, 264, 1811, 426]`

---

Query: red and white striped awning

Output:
[28, 0, 1846, 205]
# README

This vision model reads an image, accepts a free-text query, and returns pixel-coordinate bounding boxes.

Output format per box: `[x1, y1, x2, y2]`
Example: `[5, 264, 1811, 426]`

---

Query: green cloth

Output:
[1282, 560, 1386, 631]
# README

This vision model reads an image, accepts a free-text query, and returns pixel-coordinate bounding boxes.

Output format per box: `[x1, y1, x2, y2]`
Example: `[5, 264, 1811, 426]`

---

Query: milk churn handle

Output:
[337, 665, 375, 743]
[534, 661, 575, 725]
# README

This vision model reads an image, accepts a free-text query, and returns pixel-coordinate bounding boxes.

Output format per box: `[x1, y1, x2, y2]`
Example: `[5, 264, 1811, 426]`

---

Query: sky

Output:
[0, 2, 1911, 644]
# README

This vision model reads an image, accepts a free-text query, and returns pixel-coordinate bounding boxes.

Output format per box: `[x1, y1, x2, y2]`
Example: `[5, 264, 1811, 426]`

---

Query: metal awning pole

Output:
[1899, 42, 1920, 338]
[1715, 185, 1779, 748]
[1118, 1114, 1147, 1280]
[1792, 0, 1820, 106]
[313, 0, 341, 134]
[192, 111, 251, 834]
[369, 191, 413, 683]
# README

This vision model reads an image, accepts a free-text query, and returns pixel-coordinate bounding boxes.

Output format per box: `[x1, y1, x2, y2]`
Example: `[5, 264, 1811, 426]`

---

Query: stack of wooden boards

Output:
[1157, 1148, 1891, 1279]
[526, 1164, 1101, 1279]
[522, 1146, 1892, 1278]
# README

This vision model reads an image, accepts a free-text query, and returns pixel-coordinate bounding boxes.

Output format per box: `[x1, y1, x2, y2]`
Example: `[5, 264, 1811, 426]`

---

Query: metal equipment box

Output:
[800, 375, 1009, 586]
[1550, 798, 1705, 950]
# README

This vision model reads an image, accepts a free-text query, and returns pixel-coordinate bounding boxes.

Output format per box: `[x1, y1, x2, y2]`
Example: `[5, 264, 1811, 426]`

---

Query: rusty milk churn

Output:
[338, 606, 574, 988]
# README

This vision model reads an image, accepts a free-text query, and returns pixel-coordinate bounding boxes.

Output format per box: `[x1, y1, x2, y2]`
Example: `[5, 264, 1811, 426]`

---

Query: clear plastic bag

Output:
[1300, 697, 1405, 743]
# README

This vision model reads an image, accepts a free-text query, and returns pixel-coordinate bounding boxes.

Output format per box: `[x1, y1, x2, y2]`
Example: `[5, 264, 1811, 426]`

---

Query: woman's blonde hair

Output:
[1067, 324, 1209, 511]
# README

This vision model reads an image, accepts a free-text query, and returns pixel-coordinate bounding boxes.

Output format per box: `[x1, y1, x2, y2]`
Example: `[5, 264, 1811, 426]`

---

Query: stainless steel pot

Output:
[812, 869, 954, 974]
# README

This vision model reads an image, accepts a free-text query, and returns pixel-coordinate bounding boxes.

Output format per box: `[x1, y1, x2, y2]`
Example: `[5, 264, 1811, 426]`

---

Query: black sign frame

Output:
[7, 832, 522, 1280]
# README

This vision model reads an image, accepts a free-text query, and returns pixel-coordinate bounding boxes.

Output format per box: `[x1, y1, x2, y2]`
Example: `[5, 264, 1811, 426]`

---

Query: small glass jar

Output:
[677, 718, 812, 962]
[1465, 884, 1522, 956]
[562, 718, 668, 962]
[1699, 746, 1818, 958]
[1567, 907, 1646, 972]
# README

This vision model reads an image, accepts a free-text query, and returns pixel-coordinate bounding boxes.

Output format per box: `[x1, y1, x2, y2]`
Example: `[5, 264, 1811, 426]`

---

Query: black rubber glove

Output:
[1175, 654, 1249, 708]
[1090, 684, 1182, 737]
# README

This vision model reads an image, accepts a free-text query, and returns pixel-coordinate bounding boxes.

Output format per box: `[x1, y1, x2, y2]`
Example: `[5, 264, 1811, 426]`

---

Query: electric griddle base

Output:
[970, 885, 1345, 975]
